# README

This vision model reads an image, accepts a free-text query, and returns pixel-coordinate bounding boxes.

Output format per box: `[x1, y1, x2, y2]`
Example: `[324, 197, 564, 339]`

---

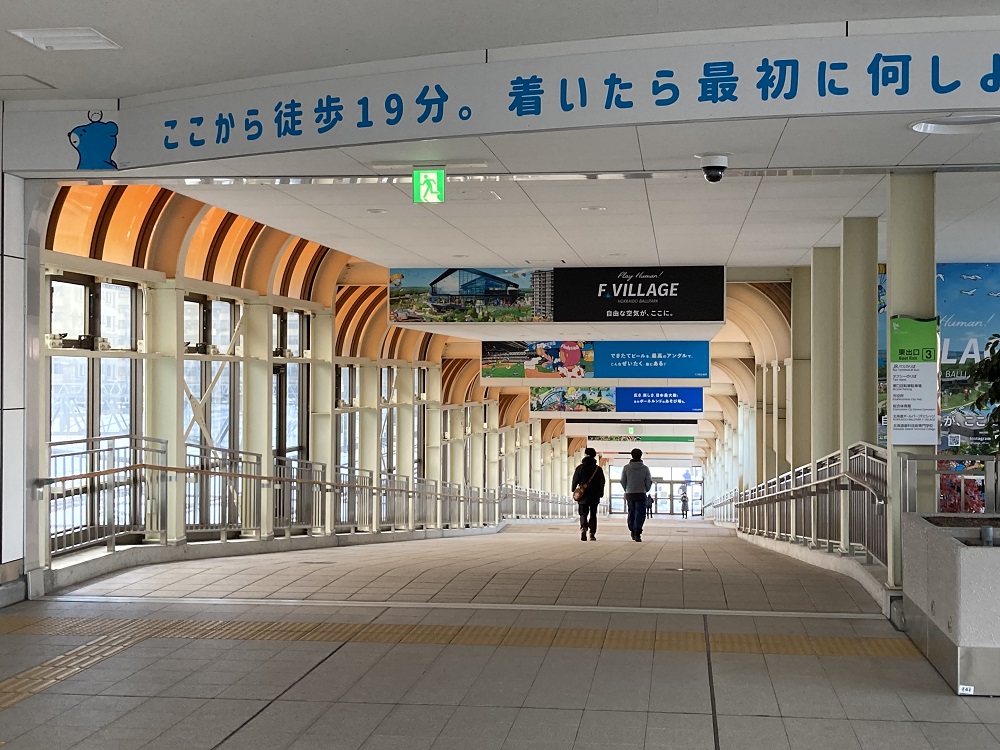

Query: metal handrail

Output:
[41, 457, 578, 560]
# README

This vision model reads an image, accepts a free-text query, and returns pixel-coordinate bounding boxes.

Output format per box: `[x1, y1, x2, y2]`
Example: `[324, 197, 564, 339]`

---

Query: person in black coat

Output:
[572, 447, 606, 541]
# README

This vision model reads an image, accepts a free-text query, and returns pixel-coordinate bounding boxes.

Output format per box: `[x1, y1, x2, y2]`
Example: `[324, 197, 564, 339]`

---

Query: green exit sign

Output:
[627, 426, 635, 435]
[413, 168, 445, 203]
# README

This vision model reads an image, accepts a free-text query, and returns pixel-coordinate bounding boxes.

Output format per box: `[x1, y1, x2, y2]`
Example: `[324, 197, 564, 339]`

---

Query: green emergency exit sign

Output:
[413, 168, 445, 203]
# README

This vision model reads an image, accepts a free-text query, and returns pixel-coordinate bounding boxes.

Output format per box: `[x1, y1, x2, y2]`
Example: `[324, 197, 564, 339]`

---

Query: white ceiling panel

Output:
[218, 149, 374, 176]
[899, 133, 979, 167]
[340, 137, 510, 174]
[768, 113, 927, 167]
[482, 126, 643, 173]
[644, 175, 761, 201]
[518, 178, 649, 203]
[946, 132, 1000, 166]
[271, 183, 409, 206]
[637, 118, 788, 170]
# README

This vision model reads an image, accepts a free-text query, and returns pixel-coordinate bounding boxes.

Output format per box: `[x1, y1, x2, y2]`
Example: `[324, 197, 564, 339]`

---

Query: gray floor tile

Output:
[462, 648, 548, 707]
[506, 707, 583, 745]
[851, 720, 934, 750]
[784, 717, 861, 749]
[717, 714, 790, 750]
[645, 712, 715, 749]
[373, 704, 455, 738]
[439, 705, 518, 740]
[919, 722, 1000, 750]
[523, 648, 600, 710]
[576, 709, 647, 746]
[711, 654, 781, 717]
[585, 651, 653, 711]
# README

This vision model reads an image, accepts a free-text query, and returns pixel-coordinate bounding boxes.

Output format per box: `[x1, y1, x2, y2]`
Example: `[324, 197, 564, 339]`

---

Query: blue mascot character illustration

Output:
[68, 111, 119, 170]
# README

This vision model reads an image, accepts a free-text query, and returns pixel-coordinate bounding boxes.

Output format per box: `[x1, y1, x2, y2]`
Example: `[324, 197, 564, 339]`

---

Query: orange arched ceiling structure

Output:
[44, 185, 797, 430]
[44, 184, 471, 407]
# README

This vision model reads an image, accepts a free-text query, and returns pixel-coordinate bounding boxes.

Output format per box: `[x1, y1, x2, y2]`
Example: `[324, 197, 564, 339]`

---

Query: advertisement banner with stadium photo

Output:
[481, 340, 710, 381]
[388, 267, 546, 323]
[529, 386, 703, 416]
[389, 266, 724, 325]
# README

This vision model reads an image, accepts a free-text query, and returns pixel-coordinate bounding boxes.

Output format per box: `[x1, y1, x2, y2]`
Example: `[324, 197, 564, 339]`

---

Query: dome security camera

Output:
[696, 153, 730, 183]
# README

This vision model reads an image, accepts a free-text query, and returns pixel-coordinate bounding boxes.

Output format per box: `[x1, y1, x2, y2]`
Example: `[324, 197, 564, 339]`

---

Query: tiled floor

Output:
[62, 520, 879, 613]
[0, 520, 988, 749]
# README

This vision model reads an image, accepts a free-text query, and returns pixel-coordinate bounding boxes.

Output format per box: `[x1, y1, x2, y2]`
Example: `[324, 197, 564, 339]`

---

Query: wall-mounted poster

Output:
[481, 340, 710, 380]
[937, 263, 1000, 454]
[388, 267, 545, 323]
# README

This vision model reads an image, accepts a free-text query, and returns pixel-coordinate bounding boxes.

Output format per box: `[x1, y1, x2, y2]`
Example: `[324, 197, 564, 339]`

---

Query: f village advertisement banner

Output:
[388, 265, 725, 325]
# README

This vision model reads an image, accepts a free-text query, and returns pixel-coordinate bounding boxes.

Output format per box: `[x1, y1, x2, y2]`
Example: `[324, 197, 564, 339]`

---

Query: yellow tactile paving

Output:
[655, 631, 707, 652]
[863, 637, 922, 658]
[811, 636, 872, 657]
[551, 628, 607, 649]
[450, 625, 511, 646]
[603, 630, 656, 650]
[500, 626, 558, 647]
[352, 622, 415, 643]
[709, 633, 762, 653]
[297, 622, 363, 642]
[401, 624, 461, 644]
[757, 634, 816, 655]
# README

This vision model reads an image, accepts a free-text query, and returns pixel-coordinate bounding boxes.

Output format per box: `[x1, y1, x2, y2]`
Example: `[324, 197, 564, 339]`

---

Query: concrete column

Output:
[811, 247, 841, 461]
[485, 402, 500, 491]
[448, 408, 466, 488]
[541, 443, 552, 493]
[773, 361, 789, 476]
[755, 368, 766, 482]
[145, 283, 186, 544]
[356, 363, 380, 531]
[424, 368, 442, 486]
[242, 301, 274, 539]
[887, 172, 936, 588]
[517, 423, 530, 487]
[840, 217, 879, 552]
[788, 267, 812, 471]
[502, 427, 516, 487]
[309, 313, 334, 473]
[469, 403, 485, 489]
[530, 419, 543, 490]
[395, 366, 415, 481]
[557, 436, 569, 495]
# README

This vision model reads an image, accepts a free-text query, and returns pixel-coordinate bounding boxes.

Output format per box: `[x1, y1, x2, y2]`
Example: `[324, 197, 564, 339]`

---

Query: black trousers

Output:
[578, 501, 599, 534]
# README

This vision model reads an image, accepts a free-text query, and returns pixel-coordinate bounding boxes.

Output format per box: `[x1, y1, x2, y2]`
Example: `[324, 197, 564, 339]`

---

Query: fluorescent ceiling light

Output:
[8, 27, 121, 51]
[369, 162, 488, 170]
[910, 114, 1000, 134]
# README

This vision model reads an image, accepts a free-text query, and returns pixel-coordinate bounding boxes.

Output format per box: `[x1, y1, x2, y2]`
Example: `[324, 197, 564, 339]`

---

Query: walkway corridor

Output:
[0, 523, 994, 749]
[61, 521, 878, 613]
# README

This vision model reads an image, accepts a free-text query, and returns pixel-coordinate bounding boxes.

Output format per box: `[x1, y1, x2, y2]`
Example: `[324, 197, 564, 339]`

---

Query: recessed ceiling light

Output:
[369, 161, 488, 170]
[365, 208, 389, 215]
[453, 254, 469, 258]
[581, 206, 607, 212]
[608, 252, 626, 256]
[8, 27, 121, 51]
[910, 114, 1000, 134]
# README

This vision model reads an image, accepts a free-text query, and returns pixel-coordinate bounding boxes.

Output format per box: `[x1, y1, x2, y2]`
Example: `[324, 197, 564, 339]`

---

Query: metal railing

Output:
[274, 456, 327, 536]
[43, 435, 168, 561]
[900, 452, 1000, 515]
[712, 441, 888, 567]
[185, 444, 262, 540]
[42, 439, 579, 560]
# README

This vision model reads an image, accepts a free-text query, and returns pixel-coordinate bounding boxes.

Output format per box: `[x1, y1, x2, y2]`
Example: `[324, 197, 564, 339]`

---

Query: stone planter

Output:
[902, 513, 1000, 696]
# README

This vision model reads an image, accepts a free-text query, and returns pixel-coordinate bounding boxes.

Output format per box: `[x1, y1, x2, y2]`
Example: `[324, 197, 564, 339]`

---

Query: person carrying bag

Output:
[571, 447, 606, 541]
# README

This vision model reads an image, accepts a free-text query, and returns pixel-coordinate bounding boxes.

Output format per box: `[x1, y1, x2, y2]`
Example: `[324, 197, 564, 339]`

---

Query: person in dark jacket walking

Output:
[571, 447, 606, 541]
[620, 448, 653, 542]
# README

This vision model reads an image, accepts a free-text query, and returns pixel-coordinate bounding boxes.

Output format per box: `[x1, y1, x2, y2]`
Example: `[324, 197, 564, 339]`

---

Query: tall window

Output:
[336, 365, 358, 469]
[272, 310, 309, 460]
[49, 276, 141, 453]
[183, 296, 241, 454]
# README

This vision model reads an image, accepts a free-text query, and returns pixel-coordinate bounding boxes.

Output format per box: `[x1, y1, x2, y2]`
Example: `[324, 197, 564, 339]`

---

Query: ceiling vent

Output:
[8, 27, 121, 51]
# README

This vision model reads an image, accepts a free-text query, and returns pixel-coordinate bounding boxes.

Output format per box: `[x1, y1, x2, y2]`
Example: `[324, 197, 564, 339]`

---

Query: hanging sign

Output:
[888, 315, 939, 446]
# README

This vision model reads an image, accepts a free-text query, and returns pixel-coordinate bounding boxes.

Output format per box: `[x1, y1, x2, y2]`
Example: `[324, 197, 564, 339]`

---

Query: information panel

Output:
[889, 316, 939, 446]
